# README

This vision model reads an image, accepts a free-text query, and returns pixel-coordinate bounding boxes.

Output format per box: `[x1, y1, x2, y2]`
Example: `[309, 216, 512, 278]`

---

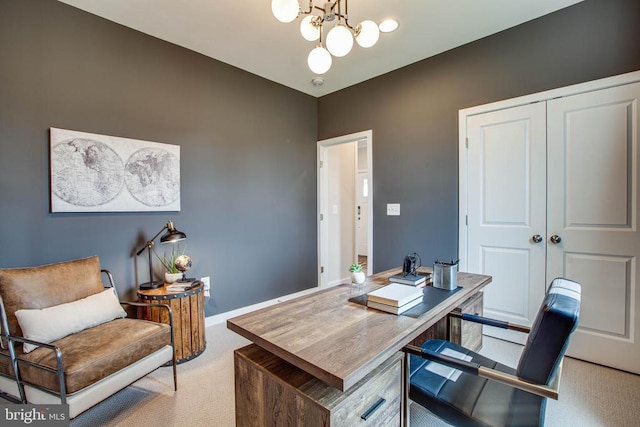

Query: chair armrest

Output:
[119, 301, 176, 370]
[119, 300, 174, 324]
[448, 312, 531, 334]
[101, 269, 115, 288]
[403, 344, 561, 400]
[6, 335, 67, 402]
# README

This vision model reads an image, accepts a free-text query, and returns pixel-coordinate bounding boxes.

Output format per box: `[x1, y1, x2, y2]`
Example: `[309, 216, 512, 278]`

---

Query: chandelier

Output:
[271, 0, 398, 75]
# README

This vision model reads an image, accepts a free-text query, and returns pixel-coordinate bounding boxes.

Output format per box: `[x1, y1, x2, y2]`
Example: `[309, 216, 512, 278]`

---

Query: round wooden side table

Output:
[137, 282, 206, 364]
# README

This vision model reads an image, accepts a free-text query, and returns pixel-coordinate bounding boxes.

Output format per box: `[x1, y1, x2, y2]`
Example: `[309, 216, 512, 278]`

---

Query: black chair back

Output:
[516, 278, 581, 385]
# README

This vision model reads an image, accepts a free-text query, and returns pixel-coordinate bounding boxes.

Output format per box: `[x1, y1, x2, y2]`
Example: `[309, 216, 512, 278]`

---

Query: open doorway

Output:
[317, 130, 373, 288]
[356, 141, 369, 275]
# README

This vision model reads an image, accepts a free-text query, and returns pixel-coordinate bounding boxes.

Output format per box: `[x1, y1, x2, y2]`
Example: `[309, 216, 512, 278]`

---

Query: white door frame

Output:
[318, 130, 373, 288]
[459, 70, 640, 271]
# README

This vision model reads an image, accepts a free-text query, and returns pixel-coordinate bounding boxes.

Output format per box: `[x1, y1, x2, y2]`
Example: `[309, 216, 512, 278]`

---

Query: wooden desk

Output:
[227, 268, 491, 426]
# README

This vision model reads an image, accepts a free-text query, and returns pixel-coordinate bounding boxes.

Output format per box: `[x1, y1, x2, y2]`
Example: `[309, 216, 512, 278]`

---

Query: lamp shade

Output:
[308, 46, 332, 74]
[326, 25, 353, 57]
[160, 221, 187, 243]
[272, 0, 299, 23]
[356, 20, 380, 48]
[300, 15, 320, 41]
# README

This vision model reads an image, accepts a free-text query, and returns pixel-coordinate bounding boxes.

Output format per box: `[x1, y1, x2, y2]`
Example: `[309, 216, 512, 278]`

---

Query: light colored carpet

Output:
[71, 322, 250, 427]
[9, 321, 639, 426]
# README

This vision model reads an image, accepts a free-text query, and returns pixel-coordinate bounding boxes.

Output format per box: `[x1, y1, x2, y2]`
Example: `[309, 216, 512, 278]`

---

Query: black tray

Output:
[349, 285, 462, 318]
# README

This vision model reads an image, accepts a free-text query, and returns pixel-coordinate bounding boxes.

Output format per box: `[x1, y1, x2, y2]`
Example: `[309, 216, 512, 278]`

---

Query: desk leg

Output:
[402, 351, 409, 427]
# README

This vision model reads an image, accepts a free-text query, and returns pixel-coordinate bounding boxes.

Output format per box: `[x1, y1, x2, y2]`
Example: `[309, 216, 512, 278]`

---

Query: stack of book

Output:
[388, 272, 432, 287]
[366, 283, 424, 315]
[166, 280, 201, 293]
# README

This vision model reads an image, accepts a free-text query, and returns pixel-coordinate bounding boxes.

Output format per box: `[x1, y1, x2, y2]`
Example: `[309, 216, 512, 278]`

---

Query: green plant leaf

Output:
[349, 263, 362, 272]
[153, 245, 186, 273]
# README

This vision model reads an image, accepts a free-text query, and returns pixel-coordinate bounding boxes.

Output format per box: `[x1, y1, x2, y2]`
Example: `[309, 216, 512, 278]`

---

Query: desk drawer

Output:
[235, 344, 402, 427]
[332, 354, 401, 425]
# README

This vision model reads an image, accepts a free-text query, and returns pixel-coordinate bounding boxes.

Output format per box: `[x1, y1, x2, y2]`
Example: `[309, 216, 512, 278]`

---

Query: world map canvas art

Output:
[50, 128, 180, 212]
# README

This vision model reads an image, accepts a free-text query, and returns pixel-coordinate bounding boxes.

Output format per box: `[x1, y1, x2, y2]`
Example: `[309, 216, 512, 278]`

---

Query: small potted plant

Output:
[349, 263, 365, 285]
[155, 246, 185, 283]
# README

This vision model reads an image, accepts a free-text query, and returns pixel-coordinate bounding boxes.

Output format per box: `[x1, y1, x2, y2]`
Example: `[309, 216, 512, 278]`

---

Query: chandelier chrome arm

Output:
[307, 1, 356, 30]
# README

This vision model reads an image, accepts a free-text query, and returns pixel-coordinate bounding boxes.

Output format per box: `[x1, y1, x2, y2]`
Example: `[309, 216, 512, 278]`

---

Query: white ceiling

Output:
[58, 0, 583, 97]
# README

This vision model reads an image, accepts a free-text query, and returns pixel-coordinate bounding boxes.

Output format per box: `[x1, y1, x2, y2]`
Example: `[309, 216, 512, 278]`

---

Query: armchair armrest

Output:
[119, 301, 177, 390]
[119, 301, 175, 350]
[101, 269, 115, 288]
[448, 312, 531, 334]
[403, 344, 561, 400]
[120, 301, 174, 322]
[6, 335, 67, 403]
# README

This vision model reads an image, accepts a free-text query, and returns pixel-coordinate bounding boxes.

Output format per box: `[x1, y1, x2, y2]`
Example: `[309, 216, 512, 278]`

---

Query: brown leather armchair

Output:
[0, 256, 177, 418]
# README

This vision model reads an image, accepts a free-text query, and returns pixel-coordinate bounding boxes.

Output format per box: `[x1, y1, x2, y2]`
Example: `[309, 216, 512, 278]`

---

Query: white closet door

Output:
[466, 103, 547, 343]
[547, 82, 640, 374]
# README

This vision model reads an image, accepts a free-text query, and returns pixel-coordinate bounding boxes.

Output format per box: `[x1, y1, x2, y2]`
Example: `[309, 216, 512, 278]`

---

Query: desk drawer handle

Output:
[361, 397, 386, 421]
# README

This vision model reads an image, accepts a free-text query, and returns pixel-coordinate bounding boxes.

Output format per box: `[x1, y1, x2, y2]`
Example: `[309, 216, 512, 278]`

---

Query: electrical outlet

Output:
[387, 203, 400, 216]
[201, 276, 210, 291]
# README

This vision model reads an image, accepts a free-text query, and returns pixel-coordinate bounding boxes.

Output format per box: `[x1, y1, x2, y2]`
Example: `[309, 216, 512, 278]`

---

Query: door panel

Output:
[564, 253, 631, 336]
[481, 247, 530, 321]
[547, 82, 640, 373]
[564, 102, 632, 227]
[467, 103, 547, 340]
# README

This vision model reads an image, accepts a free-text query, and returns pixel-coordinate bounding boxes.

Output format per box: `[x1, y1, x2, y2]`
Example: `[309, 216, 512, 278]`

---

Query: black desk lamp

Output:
[136, 220, 187, 290]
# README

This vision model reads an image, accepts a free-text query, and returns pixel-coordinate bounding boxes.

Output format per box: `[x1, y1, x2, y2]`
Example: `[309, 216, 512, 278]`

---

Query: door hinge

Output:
[465, 138, 469, 149]
[320, 266, 324, 273]
[465, 215, 468, 226]
[320, 160, 323, 168]
[320, 214, 324, 221]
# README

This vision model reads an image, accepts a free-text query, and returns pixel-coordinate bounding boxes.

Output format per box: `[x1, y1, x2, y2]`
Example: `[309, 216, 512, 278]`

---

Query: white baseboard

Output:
[482, 325, 528, 345]
[205, 286, 321, 328]
[327, 276, 350, 288]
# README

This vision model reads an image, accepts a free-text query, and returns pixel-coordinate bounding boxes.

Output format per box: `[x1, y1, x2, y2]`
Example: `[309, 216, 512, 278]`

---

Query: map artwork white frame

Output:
[50, 128, 180, 212]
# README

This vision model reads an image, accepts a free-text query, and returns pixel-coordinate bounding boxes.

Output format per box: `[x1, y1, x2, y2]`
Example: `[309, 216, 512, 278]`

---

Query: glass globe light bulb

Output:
[300, 15, 320, 41]
[326, 25, 353, 57]
[308, 46, 332, 74]
[271, 0, 299, 23]
[356, 20, 380, 48]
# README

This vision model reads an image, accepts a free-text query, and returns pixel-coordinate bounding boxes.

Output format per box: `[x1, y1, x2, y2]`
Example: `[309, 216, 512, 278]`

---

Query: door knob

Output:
[531, 234, 543, 243]
[550, 235, 562, 244]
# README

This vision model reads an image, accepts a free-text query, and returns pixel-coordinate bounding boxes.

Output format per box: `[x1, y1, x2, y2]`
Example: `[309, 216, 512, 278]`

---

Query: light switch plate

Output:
[387, 203, 400, 216]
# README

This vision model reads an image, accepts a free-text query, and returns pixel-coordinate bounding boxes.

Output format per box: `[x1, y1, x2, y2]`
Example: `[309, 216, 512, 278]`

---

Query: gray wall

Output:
[0, 0, 318, 314]
[318, 0, 640, 273]
[2, 0, 640, 316]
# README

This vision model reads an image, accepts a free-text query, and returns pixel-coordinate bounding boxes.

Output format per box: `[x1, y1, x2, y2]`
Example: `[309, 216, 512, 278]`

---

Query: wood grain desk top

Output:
[227, 268, 491, 391]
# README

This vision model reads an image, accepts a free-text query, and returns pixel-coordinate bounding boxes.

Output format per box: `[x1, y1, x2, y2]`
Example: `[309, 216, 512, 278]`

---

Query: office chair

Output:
[405, 277, 581, 427]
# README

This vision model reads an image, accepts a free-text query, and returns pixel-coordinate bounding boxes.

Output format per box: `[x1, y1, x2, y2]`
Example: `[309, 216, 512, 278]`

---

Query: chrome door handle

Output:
[550, 235, 562, 244]
[532, 234, 543, 243]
